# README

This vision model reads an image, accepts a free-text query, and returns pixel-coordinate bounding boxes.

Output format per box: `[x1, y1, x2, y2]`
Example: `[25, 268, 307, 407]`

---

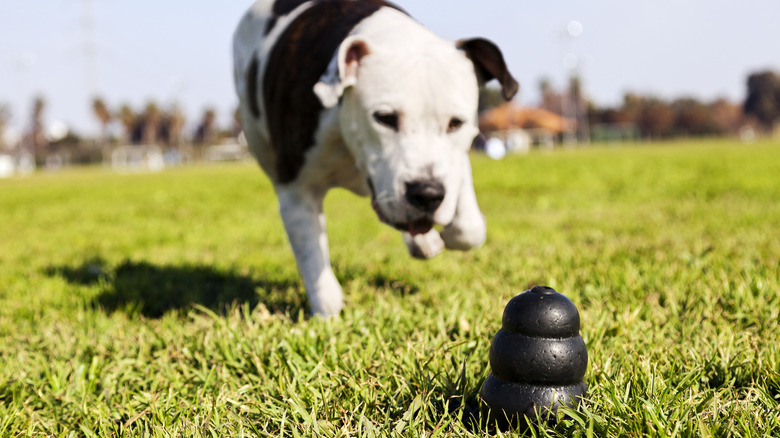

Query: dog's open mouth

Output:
[405, 217, 434, 235]
[371, 199, 433, 236]
[368, 178, 433, 236]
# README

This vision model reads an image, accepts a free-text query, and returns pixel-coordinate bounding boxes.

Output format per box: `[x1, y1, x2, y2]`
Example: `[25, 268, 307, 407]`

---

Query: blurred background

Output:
[1, 0, 779, 174]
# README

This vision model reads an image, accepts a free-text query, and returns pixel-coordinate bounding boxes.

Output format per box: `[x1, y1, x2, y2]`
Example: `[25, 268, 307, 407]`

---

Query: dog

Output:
[233, 0, 518, 316]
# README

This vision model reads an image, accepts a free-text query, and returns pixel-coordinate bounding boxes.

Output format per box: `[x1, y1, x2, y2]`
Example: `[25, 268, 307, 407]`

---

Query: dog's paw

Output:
[403, 229, 445, 259]
[307, 273, 344, 318]
[441, 218, 486, 251]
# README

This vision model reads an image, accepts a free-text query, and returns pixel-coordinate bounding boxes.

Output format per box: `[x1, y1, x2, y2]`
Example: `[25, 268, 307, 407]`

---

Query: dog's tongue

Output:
[373, 200, 433, 235]
[408, 218, 433, 236]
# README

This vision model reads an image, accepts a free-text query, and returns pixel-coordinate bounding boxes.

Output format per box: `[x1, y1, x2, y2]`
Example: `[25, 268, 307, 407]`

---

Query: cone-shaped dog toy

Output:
[480, 286, 588, 430]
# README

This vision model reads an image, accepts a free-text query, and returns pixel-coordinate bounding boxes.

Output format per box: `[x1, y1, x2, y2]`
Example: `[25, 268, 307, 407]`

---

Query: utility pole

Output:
[83, 0, 98, 99]
[561, 21, 587, 147]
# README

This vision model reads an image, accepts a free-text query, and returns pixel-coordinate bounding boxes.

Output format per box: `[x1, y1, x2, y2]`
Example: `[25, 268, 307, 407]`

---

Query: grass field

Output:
[1, 139, 779, 437]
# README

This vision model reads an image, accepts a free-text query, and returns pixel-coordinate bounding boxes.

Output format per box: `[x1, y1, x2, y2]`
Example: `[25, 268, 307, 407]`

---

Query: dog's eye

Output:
[373, 111, 399, 131]
[448, 117, 465, 133]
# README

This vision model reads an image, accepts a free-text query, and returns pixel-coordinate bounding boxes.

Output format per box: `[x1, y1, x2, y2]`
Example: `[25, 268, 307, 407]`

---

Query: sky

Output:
[1, 0, 779, 137]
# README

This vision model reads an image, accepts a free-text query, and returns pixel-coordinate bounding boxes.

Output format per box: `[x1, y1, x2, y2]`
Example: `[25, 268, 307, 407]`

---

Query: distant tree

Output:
[744, 71, 780, 131]
[92, 97, 112, 145]
[49, 131, 82, 149]
[568, 76, 583, 104]
[29, 96, 48, 159]
[478, 87, 505, 113]
[638, 98, 674, 138]
[232, 106, 242, 136]
[547, 79, 749, 141]
[118, 104, 136, 144]
[539, 78, 557, 113]
[672, 98, 718, 136]
[117, 103, 186, 146]
[164, 104, 186, 148]
[621, 93, 644, 122]
[592, 107, 633, 125]
[709, 98, 743, 135]
[0, 104, 9, 150]
[568, 75, 590, 141]
[194, 108, 216, 145]
[142, 102, 161, 145]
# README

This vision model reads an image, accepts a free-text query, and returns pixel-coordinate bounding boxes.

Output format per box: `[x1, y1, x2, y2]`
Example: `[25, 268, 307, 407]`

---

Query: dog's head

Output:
[314, 23, 517, 235]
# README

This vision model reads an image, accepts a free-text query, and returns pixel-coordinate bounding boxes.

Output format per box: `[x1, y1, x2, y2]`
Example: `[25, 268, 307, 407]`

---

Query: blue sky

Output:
[1, 0, 779, 136]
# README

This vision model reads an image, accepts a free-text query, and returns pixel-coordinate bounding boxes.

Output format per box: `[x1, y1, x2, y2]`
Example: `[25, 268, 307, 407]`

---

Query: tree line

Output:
[2, 70, 778, 160]
[481, 69, 780, 140]
[587, 94, 743, 138]
[92, 98, 233, 147]
[0, 97, 235, 152]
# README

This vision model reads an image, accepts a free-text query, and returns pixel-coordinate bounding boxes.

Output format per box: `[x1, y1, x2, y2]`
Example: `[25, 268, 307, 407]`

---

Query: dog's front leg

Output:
[277, 186, 343, 317]
[403, 229, 445, 259]
[440, 157, 487, 250]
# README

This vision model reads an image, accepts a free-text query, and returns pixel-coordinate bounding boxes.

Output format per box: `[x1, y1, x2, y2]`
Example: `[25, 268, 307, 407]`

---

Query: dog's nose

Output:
[405, 180, 445, 214]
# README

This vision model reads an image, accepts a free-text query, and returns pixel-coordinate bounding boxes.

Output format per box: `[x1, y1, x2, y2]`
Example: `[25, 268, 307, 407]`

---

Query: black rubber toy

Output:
[480, 286, 588, 430]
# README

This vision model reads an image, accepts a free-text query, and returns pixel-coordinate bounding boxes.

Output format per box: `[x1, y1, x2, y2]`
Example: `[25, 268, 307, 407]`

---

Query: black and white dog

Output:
[233, 0, 518, 316]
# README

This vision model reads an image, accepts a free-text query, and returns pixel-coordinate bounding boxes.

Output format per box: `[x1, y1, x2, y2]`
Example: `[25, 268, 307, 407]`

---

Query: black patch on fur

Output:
[264, 16, 278, 36]
[263, 0, 405, 184]
[272, 0, 310, 16]
[247, 53, 261, 118]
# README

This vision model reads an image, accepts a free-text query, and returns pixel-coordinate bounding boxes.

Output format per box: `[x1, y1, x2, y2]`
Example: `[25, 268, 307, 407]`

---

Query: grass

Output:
[1, 139, 779, 437]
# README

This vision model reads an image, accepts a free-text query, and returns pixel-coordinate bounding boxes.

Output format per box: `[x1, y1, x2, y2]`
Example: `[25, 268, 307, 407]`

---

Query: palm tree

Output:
[194, 108, 216, 145]
[30, 96, 48, 160]
[539, 78, 556, 112]
[92, 97, 112, 146]
[0, 104, 10, 150]
[167, 104, 186, 148]
[233, 106, 242, 136]
[142, 102, 161, 145]
[118, 104, 136, 144]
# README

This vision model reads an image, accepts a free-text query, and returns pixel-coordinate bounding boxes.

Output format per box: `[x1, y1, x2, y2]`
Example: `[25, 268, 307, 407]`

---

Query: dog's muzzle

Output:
[368, 178, 445, 236]
[404, 180, 445, 214]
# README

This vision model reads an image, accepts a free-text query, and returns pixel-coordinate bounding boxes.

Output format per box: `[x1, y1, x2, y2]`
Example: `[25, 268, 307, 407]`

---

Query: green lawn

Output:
[1, 140, 779, 437]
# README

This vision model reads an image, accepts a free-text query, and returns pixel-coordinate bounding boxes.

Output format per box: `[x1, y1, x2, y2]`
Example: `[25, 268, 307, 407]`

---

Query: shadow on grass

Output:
[335, 262, 421, 297]
[45, 258, 306, 318]
[364, 272, 420, 296]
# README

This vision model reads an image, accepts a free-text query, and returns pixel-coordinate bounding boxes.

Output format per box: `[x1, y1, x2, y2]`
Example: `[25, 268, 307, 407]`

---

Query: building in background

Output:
[478, 103, 569, 153]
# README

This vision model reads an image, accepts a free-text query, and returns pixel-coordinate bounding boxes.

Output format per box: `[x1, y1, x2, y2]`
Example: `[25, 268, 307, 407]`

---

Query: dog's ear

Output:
[314, 37, 371, 108]
[457, 38, 519, 101]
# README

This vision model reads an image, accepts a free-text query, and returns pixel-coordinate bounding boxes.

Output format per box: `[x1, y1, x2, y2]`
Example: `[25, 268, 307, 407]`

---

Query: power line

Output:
[82, 0, 98, 98]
